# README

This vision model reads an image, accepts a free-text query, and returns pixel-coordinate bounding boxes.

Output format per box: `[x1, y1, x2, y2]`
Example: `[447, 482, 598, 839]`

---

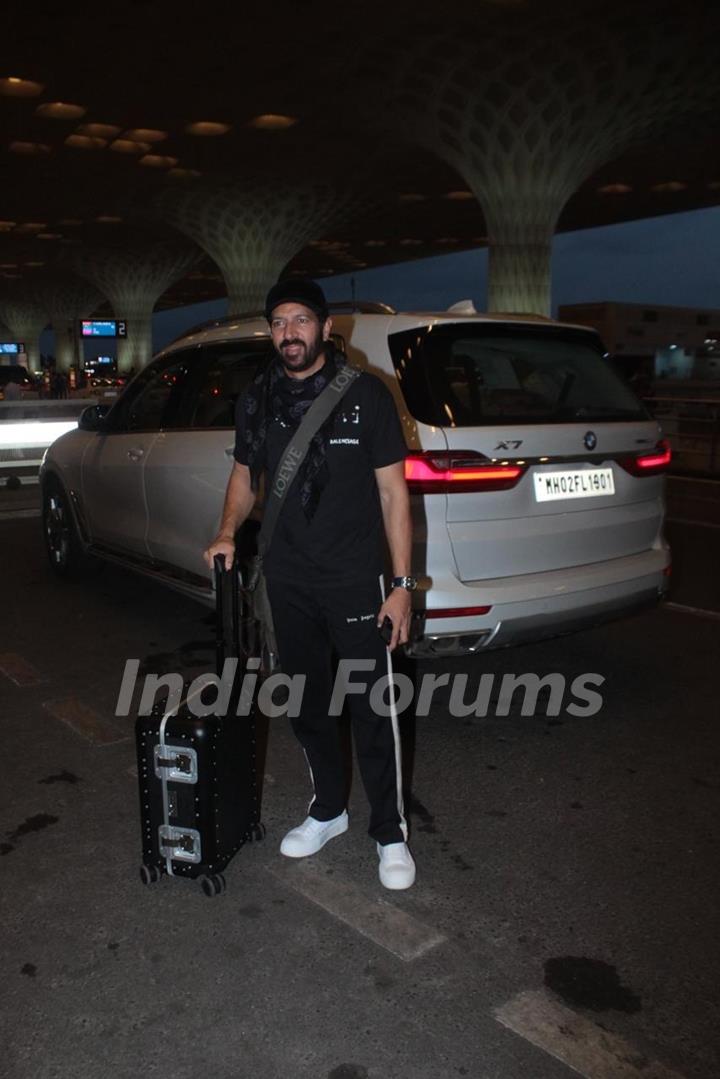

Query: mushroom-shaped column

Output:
[363, 3, 720, 314]
[69, 242, 202, 373]
[33, 275, 104, 374]
[0, 295, 49, 370]
[156, 178, 359, 315]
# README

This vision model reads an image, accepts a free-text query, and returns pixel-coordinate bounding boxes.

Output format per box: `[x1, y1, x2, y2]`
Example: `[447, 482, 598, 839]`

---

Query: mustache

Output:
[280, 339, 304, 349]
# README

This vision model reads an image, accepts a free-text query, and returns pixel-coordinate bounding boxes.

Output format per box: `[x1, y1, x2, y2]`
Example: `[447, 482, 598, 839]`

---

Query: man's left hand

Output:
[377, 586, 412, 651]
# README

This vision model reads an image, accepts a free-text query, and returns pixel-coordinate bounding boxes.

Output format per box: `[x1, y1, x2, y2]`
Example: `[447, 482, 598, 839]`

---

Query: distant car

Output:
[40, 302, 671, 657]
[87, 374, 125, 387]
[0, 364, 38, 399]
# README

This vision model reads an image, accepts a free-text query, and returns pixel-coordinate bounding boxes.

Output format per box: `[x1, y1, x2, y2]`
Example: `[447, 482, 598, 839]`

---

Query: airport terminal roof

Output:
[1, 0, 719, 311]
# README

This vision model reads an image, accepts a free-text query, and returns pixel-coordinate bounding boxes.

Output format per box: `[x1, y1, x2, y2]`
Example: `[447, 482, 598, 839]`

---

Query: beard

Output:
[275, 327, 326, 374]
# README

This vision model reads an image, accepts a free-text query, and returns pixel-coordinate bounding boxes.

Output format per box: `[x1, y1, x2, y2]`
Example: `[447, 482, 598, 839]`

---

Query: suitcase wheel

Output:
[139, 864, 162, 886]
[200, 873, 226, 898]
[249, 822, 266, 843]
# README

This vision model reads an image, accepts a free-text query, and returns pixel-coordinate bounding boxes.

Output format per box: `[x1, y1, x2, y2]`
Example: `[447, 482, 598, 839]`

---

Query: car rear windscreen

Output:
[388, 324, 648, 426]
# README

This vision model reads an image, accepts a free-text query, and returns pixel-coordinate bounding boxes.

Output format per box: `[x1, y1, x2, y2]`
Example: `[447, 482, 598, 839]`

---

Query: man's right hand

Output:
[204, 535, 236, 571]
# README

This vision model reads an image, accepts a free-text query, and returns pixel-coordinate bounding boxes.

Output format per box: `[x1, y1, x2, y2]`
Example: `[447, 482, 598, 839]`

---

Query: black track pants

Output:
[266, 576, 407, 846]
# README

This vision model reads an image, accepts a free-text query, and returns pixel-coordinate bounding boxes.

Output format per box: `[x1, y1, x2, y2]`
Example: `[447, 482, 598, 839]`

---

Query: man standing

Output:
[204, 277, 416, 890]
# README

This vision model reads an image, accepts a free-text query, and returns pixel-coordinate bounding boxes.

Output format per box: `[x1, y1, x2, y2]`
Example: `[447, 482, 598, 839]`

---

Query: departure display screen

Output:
[81, 320, 127, 337]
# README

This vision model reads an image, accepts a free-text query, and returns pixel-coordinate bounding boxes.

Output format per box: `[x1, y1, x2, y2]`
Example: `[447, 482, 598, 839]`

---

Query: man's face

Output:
[269, 302, 331, 375]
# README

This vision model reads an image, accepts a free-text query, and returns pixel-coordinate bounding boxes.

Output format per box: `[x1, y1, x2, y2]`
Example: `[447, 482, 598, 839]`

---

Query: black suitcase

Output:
[135, 556, 264, 896]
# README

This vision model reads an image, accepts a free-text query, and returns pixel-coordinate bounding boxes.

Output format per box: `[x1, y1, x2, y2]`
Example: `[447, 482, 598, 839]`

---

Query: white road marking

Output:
[664, 601, 720, 621]
[665, 516, 720, 530]
[495, 989, 687, 1079]
[268, 860, 446, 962]
[42, 697, 131, 745]
[0, 652, 43, 685]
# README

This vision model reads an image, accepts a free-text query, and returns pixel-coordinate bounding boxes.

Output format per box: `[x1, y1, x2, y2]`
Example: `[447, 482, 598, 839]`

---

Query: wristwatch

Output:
[391, 575, 417, 591]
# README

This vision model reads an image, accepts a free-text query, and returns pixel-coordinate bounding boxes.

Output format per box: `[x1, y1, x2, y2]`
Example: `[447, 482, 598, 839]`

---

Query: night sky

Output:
[79, 205, 720, 359]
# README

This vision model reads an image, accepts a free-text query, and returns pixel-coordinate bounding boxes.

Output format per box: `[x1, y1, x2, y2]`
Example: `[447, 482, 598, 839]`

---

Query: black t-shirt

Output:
[234, 370, 407, 585]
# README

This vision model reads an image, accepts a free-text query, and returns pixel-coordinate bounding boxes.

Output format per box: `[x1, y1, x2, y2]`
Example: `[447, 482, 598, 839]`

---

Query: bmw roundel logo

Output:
[584, 430, 597, 451]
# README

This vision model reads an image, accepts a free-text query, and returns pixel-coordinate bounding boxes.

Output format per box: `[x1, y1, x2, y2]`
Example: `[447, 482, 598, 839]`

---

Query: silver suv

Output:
[40, 302, 671, 656]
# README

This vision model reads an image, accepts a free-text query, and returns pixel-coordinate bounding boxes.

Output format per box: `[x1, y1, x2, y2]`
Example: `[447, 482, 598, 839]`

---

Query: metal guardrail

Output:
[0, 398, 101, 486]
[0, 398, 97, 421]
[643, 396, 720, 475]
[3, 393, 717, 487]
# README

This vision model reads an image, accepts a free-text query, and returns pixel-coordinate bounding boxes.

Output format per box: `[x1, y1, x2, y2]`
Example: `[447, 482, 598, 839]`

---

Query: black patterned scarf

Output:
[243, 346, 341, 520]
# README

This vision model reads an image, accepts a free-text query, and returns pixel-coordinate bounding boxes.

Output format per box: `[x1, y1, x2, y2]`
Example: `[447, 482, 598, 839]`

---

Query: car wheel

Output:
[42, 479, 90, 577]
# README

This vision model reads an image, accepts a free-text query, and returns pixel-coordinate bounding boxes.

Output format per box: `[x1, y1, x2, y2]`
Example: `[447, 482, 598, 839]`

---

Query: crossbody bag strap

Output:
[257, 364, 361, 556]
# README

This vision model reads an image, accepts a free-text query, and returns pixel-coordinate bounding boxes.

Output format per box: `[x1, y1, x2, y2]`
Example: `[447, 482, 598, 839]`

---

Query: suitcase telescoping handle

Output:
[214, 554, 240, 675]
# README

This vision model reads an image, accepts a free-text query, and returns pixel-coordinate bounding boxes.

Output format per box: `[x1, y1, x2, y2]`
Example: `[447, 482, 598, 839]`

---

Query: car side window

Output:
[109, 353, 195, 433]
[188, 341, 270, 429]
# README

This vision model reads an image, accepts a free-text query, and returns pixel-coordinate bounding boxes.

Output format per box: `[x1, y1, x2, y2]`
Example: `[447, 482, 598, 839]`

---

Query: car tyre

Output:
[42, 478, 92, 578]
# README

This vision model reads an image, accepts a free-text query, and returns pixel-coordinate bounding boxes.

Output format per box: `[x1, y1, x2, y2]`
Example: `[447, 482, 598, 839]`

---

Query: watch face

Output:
[394, 576, 417, 591]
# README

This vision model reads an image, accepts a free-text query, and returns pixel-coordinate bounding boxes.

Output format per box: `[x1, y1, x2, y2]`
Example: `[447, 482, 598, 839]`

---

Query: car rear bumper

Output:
[407, 546, 670, 657]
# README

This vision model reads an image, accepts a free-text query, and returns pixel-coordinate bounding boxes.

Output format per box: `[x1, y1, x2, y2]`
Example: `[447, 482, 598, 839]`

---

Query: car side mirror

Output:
[78, 403, 112, 432]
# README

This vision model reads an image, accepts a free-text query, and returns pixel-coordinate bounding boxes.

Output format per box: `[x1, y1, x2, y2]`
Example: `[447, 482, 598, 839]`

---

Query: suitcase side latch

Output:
[153, 745, 198, 784]
[158, 825, 202, 863]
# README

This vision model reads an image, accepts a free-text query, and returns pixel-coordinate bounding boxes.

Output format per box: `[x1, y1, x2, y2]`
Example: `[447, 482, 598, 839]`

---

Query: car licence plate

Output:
[533, 468, 615, 502]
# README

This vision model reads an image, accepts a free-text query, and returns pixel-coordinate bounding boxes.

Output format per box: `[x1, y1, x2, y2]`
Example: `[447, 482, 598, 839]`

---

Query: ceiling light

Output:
[65, 134, 108, 150]
[57, 218, 83, 226]
[109, 138, 151, 154]
[167, 167, 202, 179]
[36, 232, 63, 240]
[0, 76, 44, 98]
[24, 261, 44, 267]
[124, 128, 168, 143]
[398, 193, 427, 203]
[399, 238, 423, 246]
[445, 190, 474, 201]
[248, 114, 297, 130]
[139, 154, 179, 168]
[15, 222, 47, 232]
[35, 102, 87, 120]
[597, 183, 632, 195]
[651, 181, 687, 193]
[77, 122, 121, 139]
[9, 141, 51, 155]
[0, 263, 18, 269]
[185, 121, 231, 136]
[95, 215, 123, 224]
[0, 221, 16, 232]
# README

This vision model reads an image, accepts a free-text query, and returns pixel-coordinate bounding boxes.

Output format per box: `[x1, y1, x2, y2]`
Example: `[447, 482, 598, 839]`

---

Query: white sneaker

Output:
[280, 811, 349, 858]
[377, 841, 416, 890]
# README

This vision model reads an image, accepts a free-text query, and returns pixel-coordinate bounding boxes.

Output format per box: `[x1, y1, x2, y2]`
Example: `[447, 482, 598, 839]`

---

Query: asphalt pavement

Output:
[1, 480, 719, 1079]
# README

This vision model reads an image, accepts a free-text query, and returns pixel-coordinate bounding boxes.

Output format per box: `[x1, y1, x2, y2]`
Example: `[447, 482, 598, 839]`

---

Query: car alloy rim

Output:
[45, 494, 69, 566]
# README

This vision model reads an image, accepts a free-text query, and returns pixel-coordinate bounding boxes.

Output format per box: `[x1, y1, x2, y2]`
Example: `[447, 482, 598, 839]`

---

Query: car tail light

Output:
[423, 605, 492, 618]
[405, 451, 526, 493]
[618, 438, 672, 477]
